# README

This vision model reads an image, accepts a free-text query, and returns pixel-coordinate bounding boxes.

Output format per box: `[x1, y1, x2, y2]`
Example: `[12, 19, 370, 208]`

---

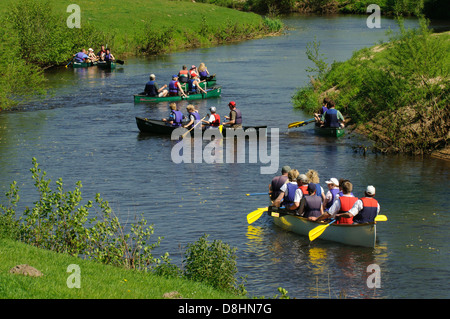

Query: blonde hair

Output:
[306, 169, 319, 184]
[186, 104, 195, 112]
[198, 63, 206, 72]
[288, 169, 299, 182]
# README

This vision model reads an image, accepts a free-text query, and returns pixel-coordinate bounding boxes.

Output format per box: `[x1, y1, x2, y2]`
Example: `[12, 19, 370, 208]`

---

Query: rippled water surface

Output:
[0, 15, 448, 299]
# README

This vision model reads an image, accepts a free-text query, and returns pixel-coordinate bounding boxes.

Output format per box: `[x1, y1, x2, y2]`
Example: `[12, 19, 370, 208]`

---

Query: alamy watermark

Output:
[67, 4, 81, 29]
[170, 126, 279, 175]
[367, 4, 381, 29]
[367, 264, 381, 288]
[67, 264, 81, 288]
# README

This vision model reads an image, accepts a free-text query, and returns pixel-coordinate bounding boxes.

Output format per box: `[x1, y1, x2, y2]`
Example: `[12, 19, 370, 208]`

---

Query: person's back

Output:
[169, 79, 179, 96]
[178, 66, 189, 83]
[171, 110, 184, 127]
[74, 51, 87, 62]
[145, 80, 157, 97]
[303, 194, 322, 219]
[270, 175, 288, 201]
[352, 196, 379, 223]
[324, 108, 339, 128]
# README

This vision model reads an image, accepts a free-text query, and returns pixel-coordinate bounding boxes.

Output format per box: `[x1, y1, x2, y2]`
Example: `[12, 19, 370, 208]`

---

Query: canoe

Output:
[314, 124, 345, 137]
[267, 207, 376, 247]
[72, 61, 96, 68]
[97, 61, 116, 70]
[135, 117, 267, 138]
[134, 86, 221, 103]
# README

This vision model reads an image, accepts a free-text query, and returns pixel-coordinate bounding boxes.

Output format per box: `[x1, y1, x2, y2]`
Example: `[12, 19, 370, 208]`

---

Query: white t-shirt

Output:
[280, 182, 303, 204]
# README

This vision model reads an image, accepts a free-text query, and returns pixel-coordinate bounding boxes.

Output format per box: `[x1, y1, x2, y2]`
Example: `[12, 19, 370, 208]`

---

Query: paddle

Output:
[288, 118, 315, 129]
[308, 219, 336, 242]
[245, 192, 269, 196]
[247, 207, 269, 225]
[375, 214, 387, 222]
[181, 116, 206, 139]
[115, 59, 125, 65]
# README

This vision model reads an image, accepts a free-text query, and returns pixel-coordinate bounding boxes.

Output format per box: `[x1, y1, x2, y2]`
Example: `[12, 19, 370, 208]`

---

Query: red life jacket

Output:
[298, 185, 308, 195]
[210, 114, 220, 126]
[189, 69, 198, 78]
[337, 196, 358, 224]
[179, 69, 189, 77]
[353, 197, 378, 223]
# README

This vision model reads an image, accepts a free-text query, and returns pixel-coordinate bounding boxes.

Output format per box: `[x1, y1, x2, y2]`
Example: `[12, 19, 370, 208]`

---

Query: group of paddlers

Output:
[162, 101, 243, 130]
[314, 97, 346, 128]
[143, 63, 215, 98]
[73, 45, 115, 63]
[269, 166, 380, 224]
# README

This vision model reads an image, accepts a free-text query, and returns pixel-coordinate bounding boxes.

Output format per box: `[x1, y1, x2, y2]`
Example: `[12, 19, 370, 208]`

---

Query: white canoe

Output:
[269, 210, 376, 248]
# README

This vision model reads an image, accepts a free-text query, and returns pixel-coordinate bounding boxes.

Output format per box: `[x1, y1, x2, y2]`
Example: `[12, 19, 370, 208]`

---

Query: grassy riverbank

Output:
[292, 19, 449, 155]
[0, 0, 283, 110]
[0, 238, 241, 299]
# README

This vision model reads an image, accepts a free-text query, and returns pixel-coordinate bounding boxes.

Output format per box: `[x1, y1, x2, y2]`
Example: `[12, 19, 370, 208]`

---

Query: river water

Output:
[0, 15, 448, 299]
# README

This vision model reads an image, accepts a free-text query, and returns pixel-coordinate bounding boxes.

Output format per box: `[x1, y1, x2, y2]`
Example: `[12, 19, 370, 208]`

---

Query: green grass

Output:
[0, 238, 243, 299]
[0, 0, 269, 55]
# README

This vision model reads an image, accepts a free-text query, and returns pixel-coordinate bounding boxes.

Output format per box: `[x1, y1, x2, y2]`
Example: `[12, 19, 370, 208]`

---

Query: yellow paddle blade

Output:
[247, 207, 268, 225]
[375, 214, 387, 222]
[308, 224, 330, 242]
[308, 220, 336, 242]
[288, 121, 303, 128]
[219, 125, 223, 134]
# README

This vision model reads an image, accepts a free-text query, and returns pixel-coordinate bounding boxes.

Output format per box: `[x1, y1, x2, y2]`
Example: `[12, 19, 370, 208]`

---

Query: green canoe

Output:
[314, 125, 345, 137]
[97, 61, 116, 70]
[134, 86, 221, 103]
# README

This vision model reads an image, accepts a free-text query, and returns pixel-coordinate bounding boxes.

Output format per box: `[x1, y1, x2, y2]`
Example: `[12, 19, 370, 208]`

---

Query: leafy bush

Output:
[183, 234, 246, 294]
[1, 158, 170, 271]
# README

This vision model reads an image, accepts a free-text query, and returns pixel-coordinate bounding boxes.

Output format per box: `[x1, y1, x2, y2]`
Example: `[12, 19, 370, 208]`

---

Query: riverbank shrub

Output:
[183, 234, 246, 294]
[292, 18, 450, 154]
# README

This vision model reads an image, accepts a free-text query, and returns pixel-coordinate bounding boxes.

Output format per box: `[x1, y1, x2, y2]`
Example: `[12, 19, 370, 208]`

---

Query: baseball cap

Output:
[325, 178, 339, 186]
[366, 185, 376, 195]
[228, 101, 236, 107]
[297, 174, 308, 183]
[209, 106, 216, 112]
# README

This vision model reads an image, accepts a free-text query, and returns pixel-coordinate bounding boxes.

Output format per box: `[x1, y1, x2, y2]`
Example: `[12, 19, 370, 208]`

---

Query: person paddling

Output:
[168, 75, 187, 98]
[223, 101, 242, 129]
[297, 183, 324, 221]
[184, 104, 201, 130]
[162, 103, 184, 127]
[73, 49, 89, 63]
[144, 74, 168, 97]
[268, 165, 291, 203]
[202, 106, 220, 128]
[273, 169, 303, 211]
[319, 100, 345, 128]
[346, 185, 380, 224]
[319, 180, 358, 224]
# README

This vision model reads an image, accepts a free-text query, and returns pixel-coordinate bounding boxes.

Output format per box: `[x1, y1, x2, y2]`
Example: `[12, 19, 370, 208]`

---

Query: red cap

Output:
[228, 101, 236, 107]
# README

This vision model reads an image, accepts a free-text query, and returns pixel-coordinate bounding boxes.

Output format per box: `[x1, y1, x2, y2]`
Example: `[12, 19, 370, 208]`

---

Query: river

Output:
[0, 14, 449, 299]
